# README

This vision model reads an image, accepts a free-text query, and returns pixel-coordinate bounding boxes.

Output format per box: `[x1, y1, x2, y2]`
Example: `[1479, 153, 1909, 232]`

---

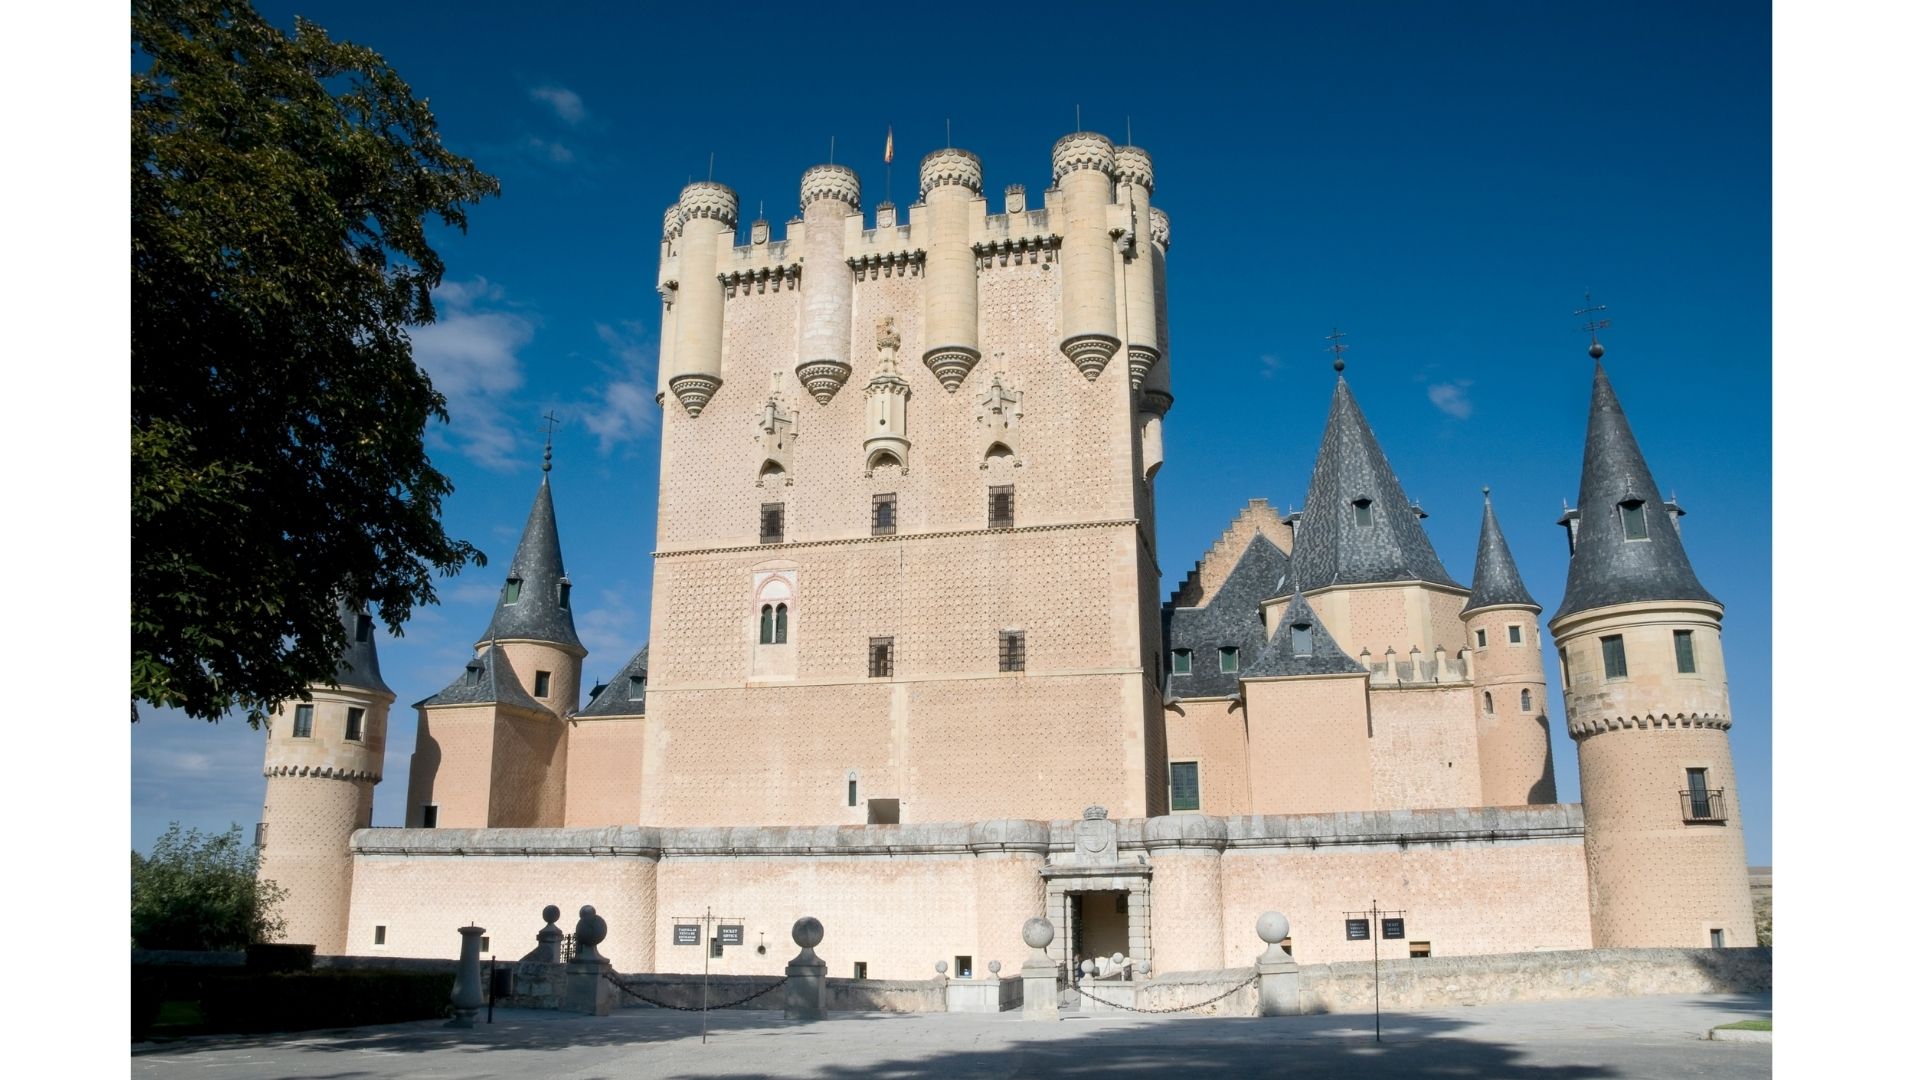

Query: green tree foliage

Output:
[132, 0, 500, 725]
[132, 824, 288, 950]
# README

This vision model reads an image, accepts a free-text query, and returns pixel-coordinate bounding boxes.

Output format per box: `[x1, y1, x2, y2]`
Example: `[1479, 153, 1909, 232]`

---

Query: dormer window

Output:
[1291, 624, 1313, 658]
[464, 662, 482, 687]
[1620, 499, 1649, 541]
[558, 580, 572, 609]
[1171, 649, 1191, 675]
[503, 578, 522, 605]
[1352, 498, 1374, 527]
[1218, 646, 1239, 674]
[354, 613, 373, 643]
[629, 674, 646, 697]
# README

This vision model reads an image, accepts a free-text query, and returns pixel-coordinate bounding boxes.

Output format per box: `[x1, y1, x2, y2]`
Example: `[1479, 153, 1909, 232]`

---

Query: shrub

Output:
[132, 824, 286, 950]
[200, 971, 454, 1033]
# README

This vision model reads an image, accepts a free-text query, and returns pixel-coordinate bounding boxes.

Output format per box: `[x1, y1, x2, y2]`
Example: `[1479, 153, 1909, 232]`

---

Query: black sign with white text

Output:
[1346, 918, 1371, 940]
[673, 924, 700, 946]
[718, 925, 745, 947]
[1382, 918, 1405, 940]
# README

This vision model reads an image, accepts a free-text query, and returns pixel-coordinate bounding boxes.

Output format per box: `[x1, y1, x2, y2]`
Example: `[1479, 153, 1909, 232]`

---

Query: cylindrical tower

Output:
[795, 164, 860, 404]
[257, 604, 392, 955]
[1551, 360, 1754, 948]
[668, 180, 738, 418]
[1112, 145, 1159, 391]
[1138, 207, 1173, 477]
[1462, 490, 1555, 806]
[918, 148, 984, 392]
[654, 204, 682, 405]
[1051, 132, 1120, 380]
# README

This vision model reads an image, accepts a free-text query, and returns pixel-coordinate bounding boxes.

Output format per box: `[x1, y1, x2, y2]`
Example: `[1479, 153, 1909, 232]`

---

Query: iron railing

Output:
[1680, 788, 1726, 823]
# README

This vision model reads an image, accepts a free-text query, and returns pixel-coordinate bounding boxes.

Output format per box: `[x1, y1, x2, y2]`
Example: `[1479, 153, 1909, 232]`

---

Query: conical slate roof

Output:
[414, 644, 543, 711]
[1289, 378, 1461, 593]
[329, 599, 392, 696]
[1243, 589, 1367, 678]
[1164, 535, 1288, 698]
[1462, 492, 1539, 615]
[481, 480, 582, 650]
[581, 646, 648, 718]
[1554, 362, 1717, 620]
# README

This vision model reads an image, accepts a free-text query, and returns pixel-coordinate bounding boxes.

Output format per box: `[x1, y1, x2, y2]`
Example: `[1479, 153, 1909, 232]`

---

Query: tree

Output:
[132, 824, 288, 950]
[133, 0, 499, 725]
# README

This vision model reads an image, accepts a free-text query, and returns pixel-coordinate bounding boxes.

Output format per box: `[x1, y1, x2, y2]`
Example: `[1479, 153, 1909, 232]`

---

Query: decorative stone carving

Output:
[1113, 146, 1155, 193]
[1062, 333, 1121, 381]
[677, 180, 739, 228]
[1073, 805, 1118, 866]
[919, 148, 984, 197]
[572, 905, 608, 963]
[864, 315, 911, 475]
[1004, 184, 1026, 214]
[755, 372, 797, 483]
[976, 372, 1023, 467]
[1127, 345, 1161, 391]
[785, 916, 828, 1021]
[796, 360, 850, 405]
[670, 373, 722, 418]
[800, 163, 861, 211]
[924, 346, 980, 392]
[1149, 207, 1170, 251]
[1051, 131, 1117, 183]
[448, 925, 486, 1028]
[662, 204, 684, 240]
[750, 218, 770, 245]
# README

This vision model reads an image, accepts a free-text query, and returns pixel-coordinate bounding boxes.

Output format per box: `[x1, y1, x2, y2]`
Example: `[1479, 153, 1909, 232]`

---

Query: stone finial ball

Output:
[1022, 917, 1055, 950]
[792, 916, 824, 949]
[1589, 341, 1605, 360]
[935, 960, 949, 975]
[1111, 953, 1125, 966]
[1080, 960, 1095, 976]
[989, 960, 1002, 975]
[1257, 911, 1291, 945]
[542, 905, 560, 924]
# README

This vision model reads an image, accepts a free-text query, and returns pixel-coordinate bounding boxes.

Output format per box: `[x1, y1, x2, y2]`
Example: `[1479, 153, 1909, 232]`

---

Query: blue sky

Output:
[129, 1, 1771, 864]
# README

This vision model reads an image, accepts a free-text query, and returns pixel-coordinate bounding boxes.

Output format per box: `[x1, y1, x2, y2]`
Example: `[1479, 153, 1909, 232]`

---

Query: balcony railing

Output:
[1680, 788, 1727, 823]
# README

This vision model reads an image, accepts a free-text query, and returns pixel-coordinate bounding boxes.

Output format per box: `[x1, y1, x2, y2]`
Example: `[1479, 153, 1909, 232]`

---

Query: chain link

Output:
[604, 972, 790, 1012]
[1065, 970, 1260, 1015]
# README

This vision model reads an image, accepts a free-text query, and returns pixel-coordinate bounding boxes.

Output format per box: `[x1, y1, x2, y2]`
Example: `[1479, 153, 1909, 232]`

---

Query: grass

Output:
[1714, 1019, 1772, 1031]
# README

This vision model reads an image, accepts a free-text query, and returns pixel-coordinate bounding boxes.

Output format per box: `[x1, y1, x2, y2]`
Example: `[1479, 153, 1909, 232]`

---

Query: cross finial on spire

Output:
[1325, 327, 1349, 373]
[540, 410, 561, 474]
[1575, 290, 1610, 359]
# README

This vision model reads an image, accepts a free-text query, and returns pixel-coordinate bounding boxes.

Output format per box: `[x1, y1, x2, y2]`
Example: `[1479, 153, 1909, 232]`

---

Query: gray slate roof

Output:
[329, 599, 392, 695]
[1462, 493, 1539, 614]
[1290, 378, 1461, 593]
[481, 480, 582, 649]
[414, 644, 545, 712]
[1164, 534, 1288, 698]
[1242, 589, 1368, 678]
[581, 646, 648, 717]
[1554, 362, 1717, 620]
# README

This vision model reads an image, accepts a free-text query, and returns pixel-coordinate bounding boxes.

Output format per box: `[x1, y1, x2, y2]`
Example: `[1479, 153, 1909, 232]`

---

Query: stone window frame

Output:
[1506, 624, 1524, 645]
[1673, 629, 1698, 674]
[345, 706, 365, 742]
[760, 502, 786, 544]
[1520, 688, 1533, 713]
[292, 703, 314, 739]
[1600, 634, 1629, 680]
[1474, 628, 1488, 649]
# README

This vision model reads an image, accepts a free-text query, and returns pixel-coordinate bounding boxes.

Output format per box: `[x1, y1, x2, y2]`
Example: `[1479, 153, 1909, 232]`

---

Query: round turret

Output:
[1113, 145, 1155, 193]
[800, 164, 860, 211]
[1051, 131, 1116, 182]
[919, 147, 984, 392]
[919, 148, 983, 197]
[668, 181, 737, 417]
[1052, 132, 1120, 380]
[677, 181, 739, 228]
[661, 203, 684, 240]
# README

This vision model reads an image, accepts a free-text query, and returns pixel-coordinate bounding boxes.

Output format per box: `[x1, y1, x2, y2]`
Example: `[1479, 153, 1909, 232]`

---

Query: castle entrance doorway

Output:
[1070, 890, 1131, 976]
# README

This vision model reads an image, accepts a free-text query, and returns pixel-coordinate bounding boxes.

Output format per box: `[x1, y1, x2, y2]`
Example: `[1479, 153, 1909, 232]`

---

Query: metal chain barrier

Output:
[604, 971, 790, 1011]
[1065, 970, 1260, 1015]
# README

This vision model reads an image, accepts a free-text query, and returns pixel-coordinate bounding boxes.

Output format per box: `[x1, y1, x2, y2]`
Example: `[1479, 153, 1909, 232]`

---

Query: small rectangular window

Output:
[1600, 635, 1628, 679]
[1409, 941, 1432, 958]
[1171, 649, 1191, 675]
[988, 485, 1015, 529]
[710, 937, 724, 959]
[999, 631, 1026, 672]
[558, 581, 571, 609]
[292, 704, 313, 739]
[853, 962, 868, 980]
[254, 821, 267, 848]
[955, 955, 973, 979]
[534, 670, 552, 697]
[503, 578, 522, 604]
[1170, 761, 1200, 812]
[345, 707, 365, 742]
[1475, 628, 1488, 648]
[872, 493, 897, 536]
[761, 503, 785, 544]
[355, 614, 373, 642]
[867, 798, 900, 824]
[374, 925, 386, 946]
[479, 936, 490, 953]
[1291, 624, 1313, 657]
[848, 779, 858, 807]
[1674, 630, 1697, 674]
[869, 637, 894, 678]
[1507, 625, 1523, 644]
[1218, 646, 1239, 673]
[629, 674, 646, 698]
[421, 804, 438, 828]
[1710, 929, 1725, 950]
[1622, 500, 1649, 540]
[1353, 499, 1374, 527]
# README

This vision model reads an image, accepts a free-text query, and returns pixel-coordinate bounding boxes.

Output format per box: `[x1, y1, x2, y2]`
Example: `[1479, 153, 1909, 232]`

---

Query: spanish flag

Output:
[884, 125, 894, 165]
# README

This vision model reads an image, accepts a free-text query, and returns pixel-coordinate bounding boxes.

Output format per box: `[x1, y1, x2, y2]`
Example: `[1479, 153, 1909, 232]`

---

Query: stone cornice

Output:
[919, 148, 983, 197]
[1051, 131, 1116, 182]
[1567, 710, 1732, 739]
[677, 181, 739, 228]
[800, 163, 861, 211]
[721, 265, 801, 297]
[265, 763, 381, 783]
[1112, 146, 1154, 192]
[973, 236, 1058, 269]
[848, 250, 925, 280]
[654, 517, 1138, 559]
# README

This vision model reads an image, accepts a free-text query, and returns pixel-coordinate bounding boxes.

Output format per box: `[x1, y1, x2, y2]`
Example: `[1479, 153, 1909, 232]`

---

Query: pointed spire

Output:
[1463, 488, 1539, 615]
[329, 599, 392, 696]
[1243, 589, 1367, 678]
[480, 480, 582, 650]
[1554, 362, 1716, 620]
[1289, 377, 1461, 593]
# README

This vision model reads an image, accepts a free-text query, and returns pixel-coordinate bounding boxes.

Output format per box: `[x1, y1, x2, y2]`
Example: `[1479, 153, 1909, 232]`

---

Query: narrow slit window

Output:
[848, 778, 858, 807]
[1621, 499, 1649, 540]
[503, 578, 522, 605]
[869, 637, 894, 678]
[775, 603, 789, 644]
[534, 670, 552, 698]
[421, 804, 438, 828]
[292, 704, 313, 739]
[1483, 691, 1495, 714]
[1352, 498, 1374, 527]
[872, 493, 897, 536]
[1291, 624, 1313, 657]
[558, 581, 571, 609]
[1169, 761, 1200, 812]
[345, 707, 364, 742]
[1218, 646, 1239, 673]
[1475, 628, 1488, 648]
[374, 925, 386, 946]
[760, 503, 785, 544]
[999, 631, 1026, 672]
[1171, 649, 1191, 675]
[1520, 688, 1533, 712]
[1673, 629, 1697, 674]
[1601, 635, 1628, 679]
[760, 604, 775, 644]
[355, 613, 373, 642]
[988, 485, 1015, 530]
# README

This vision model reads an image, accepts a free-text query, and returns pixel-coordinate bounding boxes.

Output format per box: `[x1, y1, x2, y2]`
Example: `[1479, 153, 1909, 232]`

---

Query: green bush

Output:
[200, 971, 453, 1033]
[132, 975, 167, 1041]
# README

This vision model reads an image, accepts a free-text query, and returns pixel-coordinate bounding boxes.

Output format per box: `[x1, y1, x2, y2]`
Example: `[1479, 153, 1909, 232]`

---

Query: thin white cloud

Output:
[1427, 380, 1474, 419]
[581, 320, 659, 453]
[410, 278, 535, 471]
[1259, 353, 1286, 380]
[526, 136, 575, 165]
[530, 85, 586, 125]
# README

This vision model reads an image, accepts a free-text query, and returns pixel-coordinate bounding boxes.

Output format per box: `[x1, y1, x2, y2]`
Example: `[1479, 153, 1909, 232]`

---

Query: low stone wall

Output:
[131, 949, 466, 977]
[607, 972, 948, 1012]
[829, 977, 949, 1012]
[1134, 966, 1258, 1016]
[1297, 947, 1771, 1014]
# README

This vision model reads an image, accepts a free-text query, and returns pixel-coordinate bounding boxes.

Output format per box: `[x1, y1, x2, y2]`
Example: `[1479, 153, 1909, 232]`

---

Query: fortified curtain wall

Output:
[344, 807, 1590, 979]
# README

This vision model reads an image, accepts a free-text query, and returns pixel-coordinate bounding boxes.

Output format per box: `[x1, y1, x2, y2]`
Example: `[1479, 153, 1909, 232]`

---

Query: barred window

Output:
[869, 637, 894, 678]
[760, 503, 785, 544]
[1673, 629, 1696, 674]
[1170, 761, 1200, 812]
[873, 493, 897, 536]
[988, 485, 1015, 529]
[345, 706, 364, 742]
[292, 704, 313, 739]
[999, 631, 1026, 672]
[1601, 635, 1628, 679]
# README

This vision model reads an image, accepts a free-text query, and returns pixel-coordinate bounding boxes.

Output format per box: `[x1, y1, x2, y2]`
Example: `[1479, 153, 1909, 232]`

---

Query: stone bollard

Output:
[784, 916, 828, 1021]
[513, 905, 567, 1006]
[565, 905, 615, 1016]
[1020, 917, 1060, 1020]
[448, 925, 486, 1028]
[1255, 912, 1301, 1017]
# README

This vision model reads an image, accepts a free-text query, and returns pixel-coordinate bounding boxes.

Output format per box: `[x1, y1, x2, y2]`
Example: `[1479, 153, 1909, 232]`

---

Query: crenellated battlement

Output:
[1358, 647, 1472, 687]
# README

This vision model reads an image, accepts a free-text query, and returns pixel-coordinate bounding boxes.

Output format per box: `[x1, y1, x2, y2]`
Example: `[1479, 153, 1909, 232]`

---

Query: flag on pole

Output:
[884, 125, 894, 165]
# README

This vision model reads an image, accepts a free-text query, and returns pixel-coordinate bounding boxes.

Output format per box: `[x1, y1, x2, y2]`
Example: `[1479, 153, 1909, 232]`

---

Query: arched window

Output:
[775, 603, 789, 644]
[1520, 688, 1533, 712]
[759, 604, 775, 644]
[1483, 691, 1495, 715]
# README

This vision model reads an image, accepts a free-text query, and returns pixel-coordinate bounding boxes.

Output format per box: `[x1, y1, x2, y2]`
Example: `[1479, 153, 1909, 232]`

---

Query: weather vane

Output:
[1325, 327, 1349, 373]
[540, 410, 561, 473]
[1575, 290, 1610, 359]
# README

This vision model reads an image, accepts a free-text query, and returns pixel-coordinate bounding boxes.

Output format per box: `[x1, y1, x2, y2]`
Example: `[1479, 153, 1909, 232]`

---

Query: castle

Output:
[254, 131, 1756, 979]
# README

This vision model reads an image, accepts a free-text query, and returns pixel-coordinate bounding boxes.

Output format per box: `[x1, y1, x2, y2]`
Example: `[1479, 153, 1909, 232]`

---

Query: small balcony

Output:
[1680, 788, 1727, 824]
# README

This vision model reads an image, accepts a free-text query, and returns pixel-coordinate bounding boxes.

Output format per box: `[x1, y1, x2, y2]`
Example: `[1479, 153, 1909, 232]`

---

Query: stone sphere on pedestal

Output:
[792, 916, 824, 949]
[542, 904, 560, 925]
[1257, 912, 1291, 946]
[989, 960, 1002, 975]
[1022, 917, 1055, 950]
[935, 960, 949, 975]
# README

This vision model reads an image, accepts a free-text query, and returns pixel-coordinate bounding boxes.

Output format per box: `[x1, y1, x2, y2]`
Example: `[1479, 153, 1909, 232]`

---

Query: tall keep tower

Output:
[1549, 357, 1755, 948]
[257, 602, 393, 953]
[641, 132, 1168, 826]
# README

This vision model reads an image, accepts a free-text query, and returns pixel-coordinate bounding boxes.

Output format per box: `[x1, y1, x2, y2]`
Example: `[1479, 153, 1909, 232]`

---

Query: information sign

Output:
[1382, 918, 1405, 940]
[718, 925, 745, 947]
[673, 924, 700, 946]
[1345, 918, 1371, 941]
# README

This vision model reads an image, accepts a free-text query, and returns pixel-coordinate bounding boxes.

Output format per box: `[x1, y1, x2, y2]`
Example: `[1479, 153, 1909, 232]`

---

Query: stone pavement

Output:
[131, 992, 1770, 1079]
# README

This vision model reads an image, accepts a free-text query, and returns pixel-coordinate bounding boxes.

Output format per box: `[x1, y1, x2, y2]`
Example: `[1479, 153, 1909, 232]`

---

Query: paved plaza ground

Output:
[132, 992, 1771, 1079]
